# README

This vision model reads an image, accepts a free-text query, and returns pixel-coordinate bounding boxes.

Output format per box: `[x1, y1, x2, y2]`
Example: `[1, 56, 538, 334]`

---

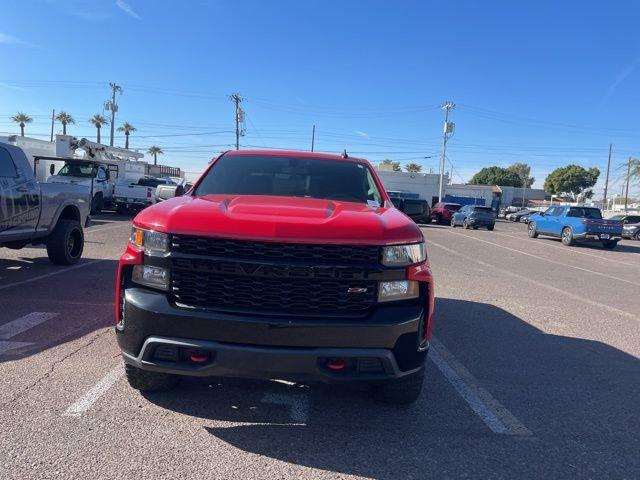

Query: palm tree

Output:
[117, 122, 136, 149]
[147, 145, 164, 165]
[55, 111, 75, 135]
[11, 112, 32, 137]
[89, 114, 109, 144]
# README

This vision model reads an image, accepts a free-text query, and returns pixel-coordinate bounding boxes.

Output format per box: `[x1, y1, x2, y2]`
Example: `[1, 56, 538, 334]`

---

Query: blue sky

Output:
[1, 0, 639, 196]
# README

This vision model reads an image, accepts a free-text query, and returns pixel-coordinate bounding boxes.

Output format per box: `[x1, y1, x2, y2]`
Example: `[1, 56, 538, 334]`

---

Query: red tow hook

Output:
[190, 351, 210, 363]
[326, 358, 347, 371]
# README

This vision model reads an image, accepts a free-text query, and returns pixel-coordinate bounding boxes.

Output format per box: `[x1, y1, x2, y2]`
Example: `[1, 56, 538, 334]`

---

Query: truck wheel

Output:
[487, 225, 495, 231]
[125, 364, 179, 392]
[436, 214, 443, 225]
[528, 222, 538, 238]
[451, 218, 456, 228]
[371, 370, 424, 405]
[561, 227, 575, 246]
[602, 240, 618, 250]
[463, 219, 470, 229]
[635, 231, 640, 241]
[116, 204, 127, 215]
[46, 219, 84, 265]
[91, 193, 103, 214]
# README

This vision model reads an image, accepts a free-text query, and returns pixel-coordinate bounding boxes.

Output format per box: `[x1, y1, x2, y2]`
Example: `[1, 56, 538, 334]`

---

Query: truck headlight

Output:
[381, 243, 426, 266]
[132, 265, 169, 291]
[378, 280, 419, 302]
[130, 227, 169, 257]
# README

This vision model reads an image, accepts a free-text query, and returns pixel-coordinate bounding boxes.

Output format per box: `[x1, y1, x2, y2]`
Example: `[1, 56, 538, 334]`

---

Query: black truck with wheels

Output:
[0, 142, 91, 265]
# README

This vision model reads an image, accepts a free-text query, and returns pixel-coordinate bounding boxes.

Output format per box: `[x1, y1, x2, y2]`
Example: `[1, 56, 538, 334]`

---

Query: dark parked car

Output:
[430, 202, 461, 224]
[622, 221, 640, 240]
[608, 214, 640, 225]
[451, 205, 495, 230]
[608, 214, 640, 240]
[392, 198, 430, 224]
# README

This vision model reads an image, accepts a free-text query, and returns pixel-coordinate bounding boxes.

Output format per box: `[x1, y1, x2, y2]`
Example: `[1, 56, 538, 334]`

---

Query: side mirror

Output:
[175, 185, 185, 197]
[50, 164, 56, 175]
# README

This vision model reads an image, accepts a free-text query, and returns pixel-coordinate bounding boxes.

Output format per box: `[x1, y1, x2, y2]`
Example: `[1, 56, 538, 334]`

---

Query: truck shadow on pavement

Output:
[143, 298, 640, 479]
[0, 257, 117, 363]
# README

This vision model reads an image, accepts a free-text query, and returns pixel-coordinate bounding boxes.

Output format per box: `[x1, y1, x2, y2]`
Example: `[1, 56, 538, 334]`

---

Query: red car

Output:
[430, 202, 462, 224]
[115, 150, 435, 404]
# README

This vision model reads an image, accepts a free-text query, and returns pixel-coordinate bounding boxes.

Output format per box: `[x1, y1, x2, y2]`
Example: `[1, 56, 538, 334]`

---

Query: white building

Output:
[376, 170, 447, 206]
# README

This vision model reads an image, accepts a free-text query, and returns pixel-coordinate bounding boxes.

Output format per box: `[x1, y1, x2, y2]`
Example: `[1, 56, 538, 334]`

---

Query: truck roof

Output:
[223, 149, 368, 164]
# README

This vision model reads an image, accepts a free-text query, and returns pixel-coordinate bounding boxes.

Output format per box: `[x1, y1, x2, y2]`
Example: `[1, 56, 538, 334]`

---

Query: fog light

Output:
[132, 265, 169, 291]
[378, 280, 419, 302]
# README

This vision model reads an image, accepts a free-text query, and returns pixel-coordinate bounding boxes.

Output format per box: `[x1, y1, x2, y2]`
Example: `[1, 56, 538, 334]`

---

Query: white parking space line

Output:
[0, 260, 103, 292]
[64, 364, 124, 417]
[0, 340, 33, 355]
[448, 230, 640, 287]
[493, 231, 640, 267]
[0, 312, 59, 340]
[430, 337, 532, 435]
[261, 391, 310, 424]
[428, 239, 639, 322]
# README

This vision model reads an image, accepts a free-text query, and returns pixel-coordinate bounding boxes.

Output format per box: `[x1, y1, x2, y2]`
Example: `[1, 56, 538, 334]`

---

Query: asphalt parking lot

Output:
[1, 216, 639, 479]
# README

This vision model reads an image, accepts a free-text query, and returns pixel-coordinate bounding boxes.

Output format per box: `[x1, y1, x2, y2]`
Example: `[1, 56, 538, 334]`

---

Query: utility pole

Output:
[624, 156, 632, 212]
[105, 82, 123, 146]
[603, 143, 612, 209]
[50, 109, 55, 142]
[438, 101, 455, 202]
[230, 93, 244, 150]
[311, 125, 316, 152]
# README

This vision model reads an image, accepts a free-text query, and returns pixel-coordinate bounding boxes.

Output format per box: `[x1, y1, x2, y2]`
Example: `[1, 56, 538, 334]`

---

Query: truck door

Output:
[0, 146, 40, 239]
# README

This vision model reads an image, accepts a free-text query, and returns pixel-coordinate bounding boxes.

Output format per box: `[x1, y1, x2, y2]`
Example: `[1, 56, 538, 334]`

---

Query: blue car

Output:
[451, 205, 496, 230]
[527, 206, 623, 249]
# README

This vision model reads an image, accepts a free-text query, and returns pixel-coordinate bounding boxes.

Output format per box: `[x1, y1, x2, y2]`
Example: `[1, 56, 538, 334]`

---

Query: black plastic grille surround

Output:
[169, 236, 382, 316]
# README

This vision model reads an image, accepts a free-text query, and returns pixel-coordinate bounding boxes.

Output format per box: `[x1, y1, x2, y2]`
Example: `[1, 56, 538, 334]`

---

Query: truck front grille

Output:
[169, 236, 381, 317]
[171, 235, 380, 265]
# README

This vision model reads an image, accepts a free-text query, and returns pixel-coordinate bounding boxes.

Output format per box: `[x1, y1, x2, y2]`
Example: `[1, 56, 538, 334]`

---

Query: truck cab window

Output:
[0, 147, 17, 177]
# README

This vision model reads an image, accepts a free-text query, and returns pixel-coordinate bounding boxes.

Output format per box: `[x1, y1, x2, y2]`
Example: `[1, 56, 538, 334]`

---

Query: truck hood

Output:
[134, 194, 424, 245]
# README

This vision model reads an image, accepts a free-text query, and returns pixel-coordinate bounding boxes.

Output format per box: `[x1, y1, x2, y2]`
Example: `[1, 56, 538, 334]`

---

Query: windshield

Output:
[567, 207, 602, 219]
[609, 215, 624, 221]
[57, 163, 94, 178]
[445, 204, 461, 211]
[473, 206, 493, 212]
[195, 154, 383, 204]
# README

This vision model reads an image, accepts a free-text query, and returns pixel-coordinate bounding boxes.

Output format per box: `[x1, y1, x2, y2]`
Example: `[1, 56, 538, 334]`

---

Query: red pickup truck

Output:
[115, 150, 435, 404]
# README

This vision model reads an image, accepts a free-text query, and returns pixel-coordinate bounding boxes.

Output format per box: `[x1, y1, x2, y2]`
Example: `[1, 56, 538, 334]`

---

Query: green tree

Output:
[11, 112, 32, 137]
[543, 165, 600, 200]
[147, 145, 164, 165]
[55, 111, 75, 135]
[506, 162, 535, 188]
[405, 163, 422, 173]
[89, 114, 109, 144]
[469, 166, 523, 187]
[117, 122, 137, 149]
[381, 159, 401, 172]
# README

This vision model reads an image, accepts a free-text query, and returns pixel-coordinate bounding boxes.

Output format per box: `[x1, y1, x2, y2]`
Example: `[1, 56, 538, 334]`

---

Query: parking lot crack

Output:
[0, 328, 111, 408]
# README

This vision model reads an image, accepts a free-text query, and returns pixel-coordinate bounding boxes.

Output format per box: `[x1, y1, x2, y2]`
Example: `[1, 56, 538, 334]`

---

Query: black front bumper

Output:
[117, 288, 427, 383]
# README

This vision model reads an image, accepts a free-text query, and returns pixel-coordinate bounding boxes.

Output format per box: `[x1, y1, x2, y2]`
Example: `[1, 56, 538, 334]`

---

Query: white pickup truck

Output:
[113, 176, 176, 214]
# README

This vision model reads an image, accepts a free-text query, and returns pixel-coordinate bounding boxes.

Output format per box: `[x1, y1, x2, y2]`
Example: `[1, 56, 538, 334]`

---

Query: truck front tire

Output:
[46, 219, 84, 265]
[371, 370, 424, 405]
[125, 364, 179, 392]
